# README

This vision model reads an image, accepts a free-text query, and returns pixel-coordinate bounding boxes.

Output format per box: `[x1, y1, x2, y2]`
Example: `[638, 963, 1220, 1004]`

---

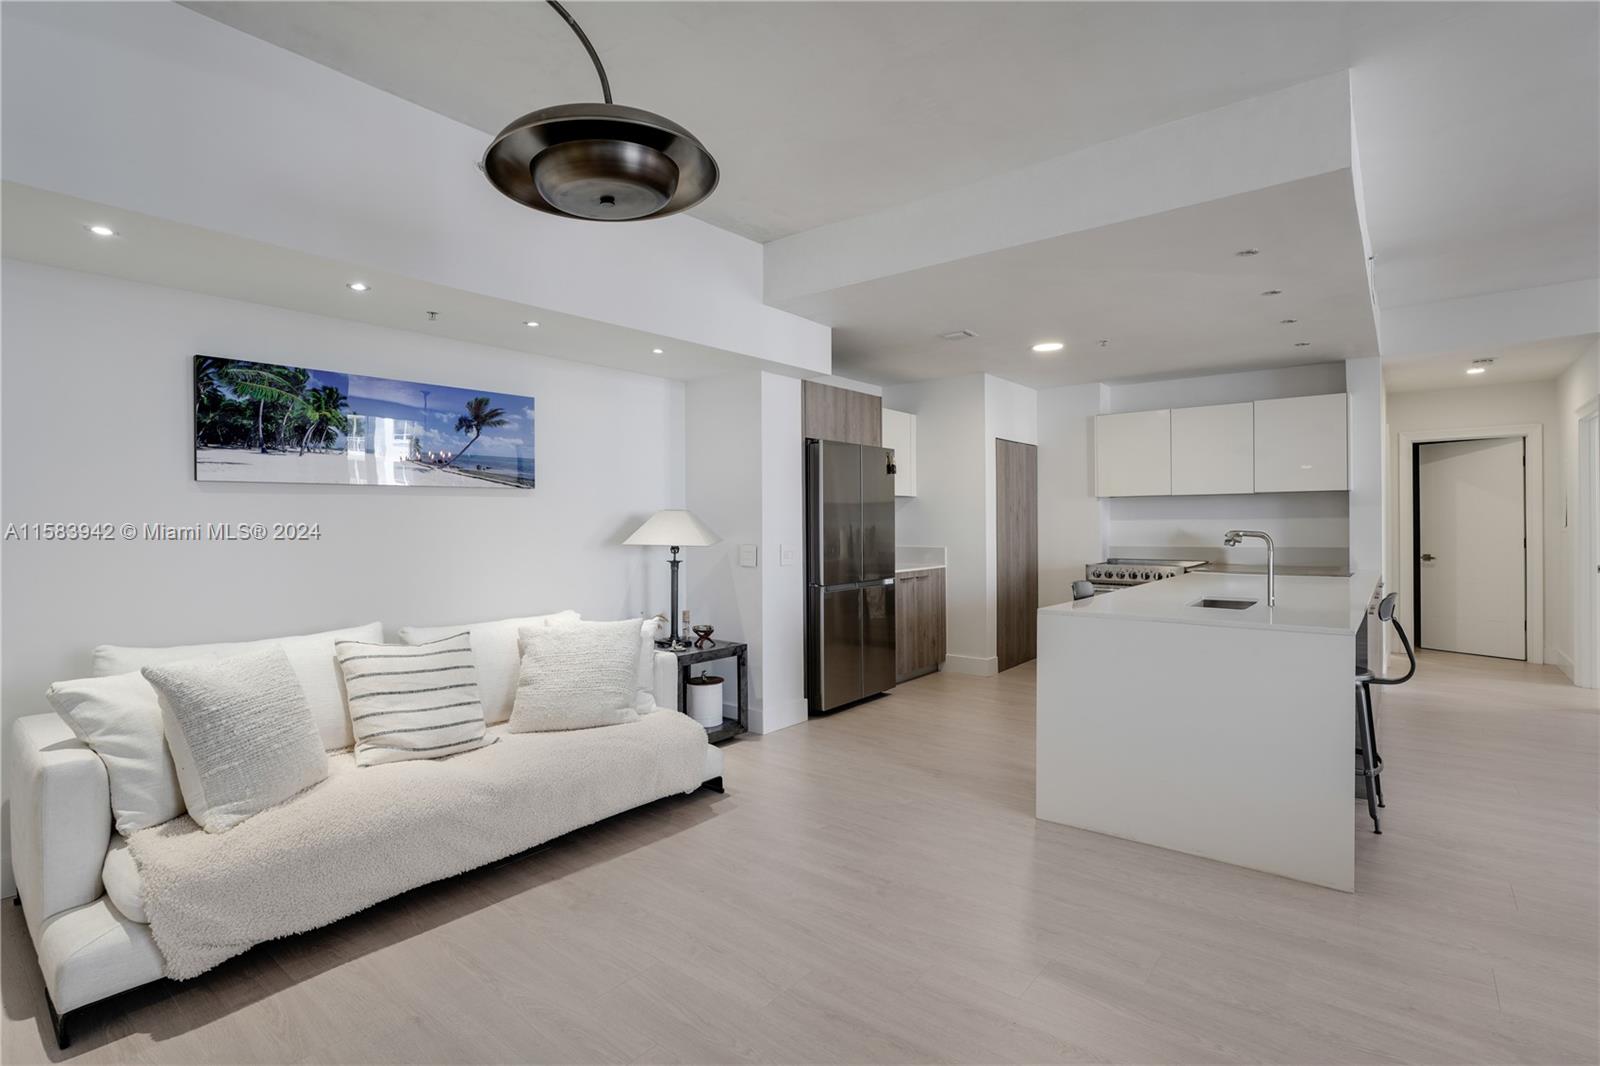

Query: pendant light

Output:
[482, 1, 719, 222]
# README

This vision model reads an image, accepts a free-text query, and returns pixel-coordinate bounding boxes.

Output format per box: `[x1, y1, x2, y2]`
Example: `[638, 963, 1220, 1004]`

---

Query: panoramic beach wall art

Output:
[194, 356, 535, 489]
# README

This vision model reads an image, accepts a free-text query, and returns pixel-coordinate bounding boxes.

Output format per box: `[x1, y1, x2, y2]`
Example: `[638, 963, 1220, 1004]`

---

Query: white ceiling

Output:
[183, 1, 1447, 244]
[1382, 334, 1596, 393]
[782, 171, 1378, 387]
[0, 182, 778, 383]
[1350, 2, 1599, 310]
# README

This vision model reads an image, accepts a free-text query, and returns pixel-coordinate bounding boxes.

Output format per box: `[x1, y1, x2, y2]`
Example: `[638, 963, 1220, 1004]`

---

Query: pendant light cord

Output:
[546, 0, 613, 104]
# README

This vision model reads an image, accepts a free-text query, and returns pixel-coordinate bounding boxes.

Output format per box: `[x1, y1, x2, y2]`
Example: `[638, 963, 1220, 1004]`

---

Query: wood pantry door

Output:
[996, 439, 1039, 672]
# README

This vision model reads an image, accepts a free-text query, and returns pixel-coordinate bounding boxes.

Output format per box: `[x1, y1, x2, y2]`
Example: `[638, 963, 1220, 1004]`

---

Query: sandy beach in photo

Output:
[196, 448, 531, 489]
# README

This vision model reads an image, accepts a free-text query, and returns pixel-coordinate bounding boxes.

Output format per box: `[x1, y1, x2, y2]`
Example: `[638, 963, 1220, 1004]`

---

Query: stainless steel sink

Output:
[1191, 597, 1258, 610]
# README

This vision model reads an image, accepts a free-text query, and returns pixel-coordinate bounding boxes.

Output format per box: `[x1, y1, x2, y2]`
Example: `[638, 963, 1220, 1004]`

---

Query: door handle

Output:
[1421, 553, 1436, 562]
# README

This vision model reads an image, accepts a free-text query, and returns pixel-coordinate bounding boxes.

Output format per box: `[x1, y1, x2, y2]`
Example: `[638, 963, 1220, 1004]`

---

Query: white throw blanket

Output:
[129, 710, 710, 979]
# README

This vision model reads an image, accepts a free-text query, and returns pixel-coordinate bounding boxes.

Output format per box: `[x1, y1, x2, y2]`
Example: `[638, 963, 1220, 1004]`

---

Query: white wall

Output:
[684, 371, 806, 733]
[1038, 384, 1106, 607]
[1, 260, 690, 892]
[758, 374, 807, 732]
[1385, 378, 1562, 666]
[685, 373, 764, 705]
[1345, 356, 1385, 575]
[882, 373, 1041, 674]
[883, 375, 990, 672]
[1556, 338, 1600, 680]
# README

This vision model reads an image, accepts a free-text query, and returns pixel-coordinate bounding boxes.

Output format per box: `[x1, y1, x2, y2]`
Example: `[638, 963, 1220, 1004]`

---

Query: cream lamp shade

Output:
[623, 509, 720, 548]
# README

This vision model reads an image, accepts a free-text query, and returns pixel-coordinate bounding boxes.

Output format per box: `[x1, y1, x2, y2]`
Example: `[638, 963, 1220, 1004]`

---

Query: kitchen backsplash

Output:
[1105, 490, 1349, 570]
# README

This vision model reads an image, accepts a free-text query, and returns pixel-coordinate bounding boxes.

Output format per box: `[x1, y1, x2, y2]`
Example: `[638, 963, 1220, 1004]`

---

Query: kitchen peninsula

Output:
[1037, 571, 1381, 891]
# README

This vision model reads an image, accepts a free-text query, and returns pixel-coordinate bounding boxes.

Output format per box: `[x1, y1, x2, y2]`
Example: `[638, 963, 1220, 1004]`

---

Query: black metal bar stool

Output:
[1355, 592, 1416, 833]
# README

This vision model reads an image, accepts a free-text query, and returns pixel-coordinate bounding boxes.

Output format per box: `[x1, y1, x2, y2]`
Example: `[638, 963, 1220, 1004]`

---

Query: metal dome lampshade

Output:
[483, 2, 718, 222]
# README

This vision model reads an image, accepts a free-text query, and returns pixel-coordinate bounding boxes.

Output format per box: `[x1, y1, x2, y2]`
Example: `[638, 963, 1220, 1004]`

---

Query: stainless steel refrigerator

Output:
[806, 439, 897, 713]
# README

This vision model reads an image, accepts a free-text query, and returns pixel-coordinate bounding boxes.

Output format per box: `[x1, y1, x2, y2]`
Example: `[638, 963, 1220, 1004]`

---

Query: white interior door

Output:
[1418, 437, 1526, 660]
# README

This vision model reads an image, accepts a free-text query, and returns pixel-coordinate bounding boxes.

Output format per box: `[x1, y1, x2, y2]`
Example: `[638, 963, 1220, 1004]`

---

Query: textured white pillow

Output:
[398, 611, 580, 725]
[335, 631, 495, 766]
[142, 647, 329, 833]
[509, 619, 644, 732]
[47, 671, 184, 835]
[94, 621, 383, 752]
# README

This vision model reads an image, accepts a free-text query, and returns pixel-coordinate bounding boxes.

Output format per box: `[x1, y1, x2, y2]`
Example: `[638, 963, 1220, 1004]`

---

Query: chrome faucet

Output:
[1223, 529, 1276, 606]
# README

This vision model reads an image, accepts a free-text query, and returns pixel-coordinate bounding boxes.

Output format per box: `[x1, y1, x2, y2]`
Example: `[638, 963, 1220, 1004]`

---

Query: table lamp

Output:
[624, 509, 720, 649]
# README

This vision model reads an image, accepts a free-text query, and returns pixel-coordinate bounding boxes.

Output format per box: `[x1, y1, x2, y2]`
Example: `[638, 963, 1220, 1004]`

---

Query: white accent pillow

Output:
[94, 621, 383, 752]
[335, 631, 495, 766]
[509, 619, 644, 732]
[398, 611, 580, 725]
[635, 616, 664, 713]
[47, 671, 184, 835]
[102, 837, 148, 924]
[142, 647, 329, 834]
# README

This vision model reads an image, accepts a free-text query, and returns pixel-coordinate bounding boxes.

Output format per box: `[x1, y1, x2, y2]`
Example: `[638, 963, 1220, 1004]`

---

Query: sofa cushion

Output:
[335, 631, 494, 766]
[143, 648, 329, 834]
[398, 612, 580, 725]
[47, 671, 183, 835]
[102, 836, 147, 924]
[510, 620, 643, 732]
[127, 710, 711, 980]
[94, 621, 384, 752]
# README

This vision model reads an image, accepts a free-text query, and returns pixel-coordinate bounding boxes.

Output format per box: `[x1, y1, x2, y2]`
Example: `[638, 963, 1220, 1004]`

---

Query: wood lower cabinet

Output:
[895, 567, 947, 682]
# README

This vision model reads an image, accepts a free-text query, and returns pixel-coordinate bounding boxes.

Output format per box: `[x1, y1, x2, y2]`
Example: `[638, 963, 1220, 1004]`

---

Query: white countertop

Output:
[1042, 571, 1380, 636]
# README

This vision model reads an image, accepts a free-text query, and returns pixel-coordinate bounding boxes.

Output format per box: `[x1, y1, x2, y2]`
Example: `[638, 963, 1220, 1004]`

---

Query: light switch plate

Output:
[780, 544, 797, 566]
[738, 543, 759, 568]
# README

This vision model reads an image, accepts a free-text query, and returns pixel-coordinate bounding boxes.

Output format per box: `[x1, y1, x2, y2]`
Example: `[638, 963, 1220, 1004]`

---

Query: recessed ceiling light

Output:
[1467, 358, 1494, 375]
[1294, 341, 1311, 347]
[85, 224, 117, 238]
[1261, 289, 1282, 296]
[524, 320, 540, 328]
[1031, 341, 1064, 353]
[1465, 367, 1486, 375]
[1234, 248, 1260, 257]
[652, 348, 664, 355]
[347, 282, 370, 292]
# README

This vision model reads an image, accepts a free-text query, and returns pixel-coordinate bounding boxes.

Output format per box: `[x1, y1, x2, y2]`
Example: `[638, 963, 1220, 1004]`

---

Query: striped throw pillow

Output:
[335, 632, 495, 767]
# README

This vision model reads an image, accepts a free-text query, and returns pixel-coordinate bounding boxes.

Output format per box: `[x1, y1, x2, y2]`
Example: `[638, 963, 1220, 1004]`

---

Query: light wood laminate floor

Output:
[4, 651, 1596, 1064]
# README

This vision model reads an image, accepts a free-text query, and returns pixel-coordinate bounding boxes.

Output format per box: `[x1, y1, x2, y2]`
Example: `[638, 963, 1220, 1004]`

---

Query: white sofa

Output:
[8, 632, 722, 1049]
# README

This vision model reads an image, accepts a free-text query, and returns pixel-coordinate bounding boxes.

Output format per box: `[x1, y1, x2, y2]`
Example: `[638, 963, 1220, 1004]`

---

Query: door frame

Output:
[1574, 400, 1599, 688]
[1393, 423, 1544, 665]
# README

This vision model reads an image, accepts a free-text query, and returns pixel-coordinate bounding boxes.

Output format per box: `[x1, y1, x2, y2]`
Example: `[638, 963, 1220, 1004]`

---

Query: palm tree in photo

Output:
[218, 362, 302, 453]
[298, 386, 350, 454]
[443, 396, 508, 468]
[194, 356, 229, 447]
[272, 366, 311, 450]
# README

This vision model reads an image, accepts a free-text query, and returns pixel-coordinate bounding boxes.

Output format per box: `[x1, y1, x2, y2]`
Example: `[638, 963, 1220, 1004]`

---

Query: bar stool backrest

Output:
[1372, 592, 1417, 686]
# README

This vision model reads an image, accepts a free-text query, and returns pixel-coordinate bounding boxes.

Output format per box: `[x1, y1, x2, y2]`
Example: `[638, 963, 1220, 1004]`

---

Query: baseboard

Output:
[942, 654, 998, 677]
[1551, 648, 1574, 681]
[749, 696, 807, 734]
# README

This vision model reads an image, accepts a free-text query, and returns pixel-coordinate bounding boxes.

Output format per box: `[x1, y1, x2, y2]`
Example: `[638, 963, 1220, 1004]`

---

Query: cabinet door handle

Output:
[1421, 553, 1436, 562]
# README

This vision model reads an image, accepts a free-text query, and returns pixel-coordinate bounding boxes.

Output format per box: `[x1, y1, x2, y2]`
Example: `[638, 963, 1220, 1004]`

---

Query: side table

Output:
[666, 639, 748, 743]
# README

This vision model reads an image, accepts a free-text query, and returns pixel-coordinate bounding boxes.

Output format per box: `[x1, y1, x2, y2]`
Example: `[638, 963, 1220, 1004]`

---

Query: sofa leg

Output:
[47, 999, 70, 1050]
[703, 776, 724, 794]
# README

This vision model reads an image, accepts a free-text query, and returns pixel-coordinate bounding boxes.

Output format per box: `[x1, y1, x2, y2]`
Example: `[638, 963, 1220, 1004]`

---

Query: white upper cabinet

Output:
[882, 407, 917, 496]
[1094, 409, 1172, 497]
[1170, 403, 1254, 495]
[1253, 393, 1348, 492]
